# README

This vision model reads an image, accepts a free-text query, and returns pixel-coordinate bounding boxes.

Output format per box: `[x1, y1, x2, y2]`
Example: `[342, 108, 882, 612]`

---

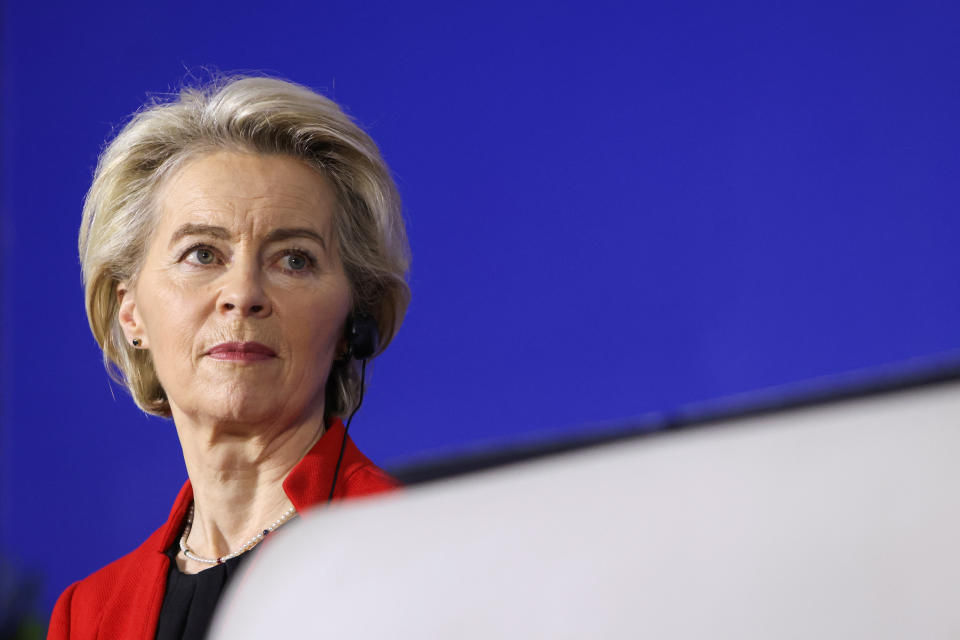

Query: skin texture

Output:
[117, 151, 352, 573]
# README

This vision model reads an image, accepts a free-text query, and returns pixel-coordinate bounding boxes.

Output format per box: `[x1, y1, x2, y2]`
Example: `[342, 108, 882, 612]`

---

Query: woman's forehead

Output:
[156, 151, 337, 239]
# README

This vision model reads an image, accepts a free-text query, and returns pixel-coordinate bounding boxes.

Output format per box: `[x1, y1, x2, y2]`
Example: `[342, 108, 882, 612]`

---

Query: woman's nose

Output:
[218, 263, 272, 318]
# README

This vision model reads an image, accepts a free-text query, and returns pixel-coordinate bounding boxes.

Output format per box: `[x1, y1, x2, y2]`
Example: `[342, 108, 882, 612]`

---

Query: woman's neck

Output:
[170, 406, 326, 573]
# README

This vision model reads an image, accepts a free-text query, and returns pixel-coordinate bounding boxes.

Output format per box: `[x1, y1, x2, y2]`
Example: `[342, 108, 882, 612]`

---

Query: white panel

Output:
[212, 381, 960, 639]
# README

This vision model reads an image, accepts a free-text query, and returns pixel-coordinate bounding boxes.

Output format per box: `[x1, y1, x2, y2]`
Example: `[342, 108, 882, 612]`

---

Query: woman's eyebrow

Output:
[166, 225, 326, 250]
[263, 227, 327, 250]
[168, 223, 231, 248]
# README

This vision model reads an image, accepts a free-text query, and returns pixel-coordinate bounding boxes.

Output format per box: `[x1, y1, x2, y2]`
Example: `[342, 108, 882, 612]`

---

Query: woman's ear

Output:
[117, 281, 147, 348]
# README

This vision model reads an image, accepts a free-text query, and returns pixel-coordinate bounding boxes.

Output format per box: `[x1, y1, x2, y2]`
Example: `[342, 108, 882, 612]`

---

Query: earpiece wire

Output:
[327, 358, 367, 503]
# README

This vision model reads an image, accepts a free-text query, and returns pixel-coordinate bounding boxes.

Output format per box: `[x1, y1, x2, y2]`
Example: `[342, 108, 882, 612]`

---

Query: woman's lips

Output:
[206, 342, 277, 362]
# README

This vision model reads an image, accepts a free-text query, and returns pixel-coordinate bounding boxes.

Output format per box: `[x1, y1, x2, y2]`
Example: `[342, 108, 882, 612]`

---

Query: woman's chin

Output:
[173, 385, 315, 431]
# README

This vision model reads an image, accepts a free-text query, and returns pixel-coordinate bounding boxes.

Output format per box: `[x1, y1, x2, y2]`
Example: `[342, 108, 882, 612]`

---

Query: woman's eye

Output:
[284, 253, 308, 270]
[194, 248, 216, 265]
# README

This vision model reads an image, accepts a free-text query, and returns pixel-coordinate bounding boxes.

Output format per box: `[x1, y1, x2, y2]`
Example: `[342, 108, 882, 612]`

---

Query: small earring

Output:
[132, 338, 142, 347]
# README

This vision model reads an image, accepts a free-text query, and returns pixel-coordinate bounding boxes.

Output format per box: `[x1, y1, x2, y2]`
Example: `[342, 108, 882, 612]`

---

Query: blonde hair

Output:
[79, 74, 411, 418]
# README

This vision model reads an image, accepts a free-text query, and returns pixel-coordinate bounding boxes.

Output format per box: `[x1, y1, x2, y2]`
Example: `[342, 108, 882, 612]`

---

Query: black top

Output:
[154, 540, 259, 640]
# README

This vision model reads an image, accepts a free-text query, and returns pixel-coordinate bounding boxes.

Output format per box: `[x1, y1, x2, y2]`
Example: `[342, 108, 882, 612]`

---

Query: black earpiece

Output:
[328, 311, 378, 503]
[345, 312, 378, 361]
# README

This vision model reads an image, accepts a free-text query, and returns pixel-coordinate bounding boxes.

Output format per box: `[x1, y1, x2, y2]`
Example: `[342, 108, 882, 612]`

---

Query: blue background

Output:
[2, 0, 959, 616]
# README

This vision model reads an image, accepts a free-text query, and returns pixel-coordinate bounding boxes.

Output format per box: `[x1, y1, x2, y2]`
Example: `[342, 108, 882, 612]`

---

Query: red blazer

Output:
[49, 419, 398, 639]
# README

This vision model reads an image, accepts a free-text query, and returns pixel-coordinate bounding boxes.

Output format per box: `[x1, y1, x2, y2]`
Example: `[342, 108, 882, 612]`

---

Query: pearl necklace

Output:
[179, 502, 298, 565]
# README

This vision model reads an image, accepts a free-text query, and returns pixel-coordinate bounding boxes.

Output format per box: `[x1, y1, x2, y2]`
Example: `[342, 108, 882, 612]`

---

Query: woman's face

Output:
[118, 151, 352, 431]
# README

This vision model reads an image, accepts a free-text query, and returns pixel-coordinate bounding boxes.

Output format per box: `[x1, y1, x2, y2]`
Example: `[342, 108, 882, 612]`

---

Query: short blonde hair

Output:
[79, 74, 411, 418]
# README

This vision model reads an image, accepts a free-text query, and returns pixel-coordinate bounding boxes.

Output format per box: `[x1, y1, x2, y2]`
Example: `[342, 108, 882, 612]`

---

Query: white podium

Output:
[212, 379, 960, 639]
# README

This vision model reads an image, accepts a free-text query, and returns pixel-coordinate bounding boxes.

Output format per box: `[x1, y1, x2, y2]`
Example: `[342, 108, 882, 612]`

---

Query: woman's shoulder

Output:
[340, 459, 401, 497]
[50, 526, 171, 638]
[71, 530, 164, 588]
[334, 432, 402, 497]
[49, 486, 190, 638]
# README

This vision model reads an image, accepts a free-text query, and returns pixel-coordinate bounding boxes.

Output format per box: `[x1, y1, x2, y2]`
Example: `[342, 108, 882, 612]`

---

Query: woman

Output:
[49, 75, 411, 639]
